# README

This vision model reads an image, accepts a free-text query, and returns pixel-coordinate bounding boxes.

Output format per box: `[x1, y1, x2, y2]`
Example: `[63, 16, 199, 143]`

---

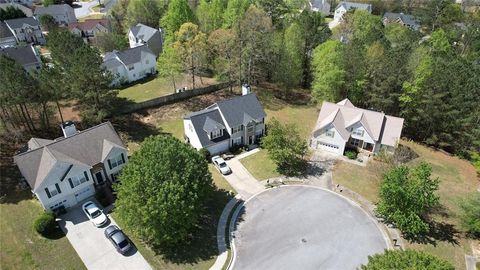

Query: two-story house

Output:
[103, 44, 157, 85]
[128, 23, 163, 57]
[184, 86, 267, 154]
[68, 19, 110, 44]
[309, 0, 330, 15]
[311, 99, 404, 155]
[329, 1, 372, 28]
[34, 4, 76, 25]
[382, 12, 420, 31]
[4, 17, 45, 44]
[14, 122, 128, 211]
[0, 44, 42, 71]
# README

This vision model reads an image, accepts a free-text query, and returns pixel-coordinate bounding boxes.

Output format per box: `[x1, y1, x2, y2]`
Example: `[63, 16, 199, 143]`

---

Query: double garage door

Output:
[207, 140, 230, 155]
[74, 186, 95, 203]
[316, 141, 342, 154]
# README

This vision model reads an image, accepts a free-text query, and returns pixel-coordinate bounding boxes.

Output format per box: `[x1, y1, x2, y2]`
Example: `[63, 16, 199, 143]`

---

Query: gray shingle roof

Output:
[115, 45, 154, 66]
[336, 1, 372, 11]
[4, 17, 40, 29]
[0, 21, 14, 38]
[211, 93, 266, 127]
[129, 23, 158, 42]
[187, 108, 231, 147]
[34, 4, 72, 16]
[14, 122, 126, 191]
[383, 12, 418, 26]
[0, 45, 39, 66]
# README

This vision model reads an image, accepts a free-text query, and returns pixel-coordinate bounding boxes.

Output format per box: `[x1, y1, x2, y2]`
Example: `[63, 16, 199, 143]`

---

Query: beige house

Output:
[311, 99, 404, 155]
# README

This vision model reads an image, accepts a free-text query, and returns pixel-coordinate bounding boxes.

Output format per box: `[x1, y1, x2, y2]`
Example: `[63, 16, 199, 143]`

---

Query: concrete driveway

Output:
[231, 186, 389, 270]
[58, 202, 152, 270]
[73, 0, 99, 18]
[223, 151, 264, 199]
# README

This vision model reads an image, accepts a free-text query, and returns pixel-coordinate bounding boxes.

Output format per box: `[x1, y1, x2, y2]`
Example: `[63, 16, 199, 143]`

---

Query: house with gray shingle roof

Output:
[34, 4, 76, 25]
[128, 23, 163, 57]
[14, 122, 128, 210]
[311, 98, 404, 155]
[329, 1, 372, 28]
[184, 89, 267, 154]
[309, 0, 330, 15]
[0, 21, 16, 48]
[4, 16, 45, 44]
[0, 44, 42, 71]
[382, 12, 420, 31]
[103, 44, 156, 85]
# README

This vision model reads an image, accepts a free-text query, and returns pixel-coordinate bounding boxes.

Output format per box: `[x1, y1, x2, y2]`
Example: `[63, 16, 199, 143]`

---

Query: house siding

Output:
[311, 124, 347, 155]
[184, 119, 203, 150]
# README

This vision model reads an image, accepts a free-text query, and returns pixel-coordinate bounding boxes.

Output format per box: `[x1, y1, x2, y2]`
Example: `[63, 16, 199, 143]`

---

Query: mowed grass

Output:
[0, 198, 86, 270]
[332, 139, 479, 269]
[240, 149, 280, 181]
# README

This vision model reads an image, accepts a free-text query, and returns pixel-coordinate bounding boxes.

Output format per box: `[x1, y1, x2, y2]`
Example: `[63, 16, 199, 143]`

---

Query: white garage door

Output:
[75, 186, 94, 203]
[316, 141, 342, 154]
[207, 140, 230, 155]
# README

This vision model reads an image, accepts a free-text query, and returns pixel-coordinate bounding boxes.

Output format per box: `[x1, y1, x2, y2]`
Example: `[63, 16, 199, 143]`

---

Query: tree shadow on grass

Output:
[111, 113, 160, 145]
[154, 188, 234, 264]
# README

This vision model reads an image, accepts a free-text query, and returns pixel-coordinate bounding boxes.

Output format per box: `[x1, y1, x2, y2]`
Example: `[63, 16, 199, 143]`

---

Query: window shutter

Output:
[68, 178, 74, 188]
[121, 153, 125, 164]
[84, 171, 89, 181]
[55, 183, 61, 194]
[111, 174, 114, 181]
[45, 188, 51, 198]
[107, 159, 112, 170]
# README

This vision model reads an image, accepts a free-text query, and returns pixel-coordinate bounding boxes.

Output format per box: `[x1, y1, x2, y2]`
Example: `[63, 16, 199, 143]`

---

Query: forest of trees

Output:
[0, 0, 478, 159]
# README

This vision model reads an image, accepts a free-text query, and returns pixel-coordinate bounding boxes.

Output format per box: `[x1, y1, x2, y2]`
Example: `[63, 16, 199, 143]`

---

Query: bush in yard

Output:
[458, 193, 480, 238]
[33, 211, 57, 236]
[114, 135, 214, 247]
[376, 162, 440, 237]
[345, 150, 357, 159]
[361, 249, 454, 270]
[199, 148, 211, 161]
[262, 118, 308, 176]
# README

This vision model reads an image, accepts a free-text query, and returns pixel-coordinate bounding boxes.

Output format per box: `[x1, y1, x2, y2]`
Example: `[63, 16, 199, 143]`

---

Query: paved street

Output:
[58, 202, 152, 270]
[231, 186, 388, 270]
[74, 0, 99, 18]
[223, 150, 265, 199]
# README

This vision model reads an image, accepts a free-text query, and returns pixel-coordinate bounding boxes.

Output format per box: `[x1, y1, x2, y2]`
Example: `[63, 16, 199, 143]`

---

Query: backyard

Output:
[333, 140, 479, 269]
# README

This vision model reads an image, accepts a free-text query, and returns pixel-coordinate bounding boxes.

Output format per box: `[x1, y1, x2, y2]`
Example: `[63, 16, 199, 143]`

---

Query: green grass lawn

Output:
[78, 14, 105, 21]
[0, 198, 86, 270]
[240, 149, 280, 181]
[332, 140, 479, 269]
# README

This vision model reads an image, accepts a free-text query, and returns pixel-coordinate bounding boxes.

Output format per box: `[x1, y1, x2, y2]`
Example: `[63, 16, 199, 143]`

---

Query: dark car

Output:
[104, 225, 133, 255]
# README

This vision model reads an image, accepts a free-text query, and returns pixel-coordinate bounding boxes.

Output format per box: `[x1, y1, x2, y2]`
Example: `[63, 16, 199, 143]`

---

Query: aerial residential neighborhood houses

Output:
[128, 23, 163, 57]
[329, 1, 372, 28]
[68, 18, 111, 44]
[0, 43, 41, 71]
[33, 4, 76, 25]
[4, 17, 45, 44]
[382, 12, 420, 31]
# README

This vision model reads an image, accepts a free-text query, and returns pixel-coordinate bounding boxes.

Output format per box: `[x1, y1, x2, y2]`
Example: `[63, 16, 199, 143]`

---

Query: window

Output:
[189, 124, 193, 132]
[247, 125, 254, 133]
[68, 171, 89, 189]
[350, 138, 361, 146]
[108, 154, 126, 170]
[128, 65, 134, 71]
[232, 126, 241, 133]
[352, 129, 364, 136]
[233, 137, 242, 145]
[326, 130, 335, 138]
[45, 184, 61, 198]
[211, 129, 222, 139]
[111, 173, 119, 182]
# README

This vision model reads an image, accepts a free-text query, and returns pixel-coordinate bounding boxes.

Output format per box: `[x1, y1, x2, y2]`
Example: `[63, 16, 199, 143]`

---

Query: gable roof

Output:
[0, 45, 40, 67]
[0, 21, 14, 39]
[186, 108, 231, 147]
[336, 1, 372, 11]
[209, 93, 266, 127]
[105, 45, 154, 67]
[129, 23, 159, 42]
[34, 4, 73, 15]
[68, 19, 109, 32]
[383, 12, 418, 26]
[4, 17, 40, 29]
[14, 122, 126, 191]
[313, 99, 404, 145]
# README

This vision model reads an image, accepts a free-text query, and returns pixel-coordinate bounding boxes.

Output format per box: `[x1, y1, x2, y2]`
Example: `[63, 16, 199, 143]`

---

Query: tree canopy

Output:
[0, 6, 26, 21]
[114, 135, 214, 246]
[361, 249, 454, 270]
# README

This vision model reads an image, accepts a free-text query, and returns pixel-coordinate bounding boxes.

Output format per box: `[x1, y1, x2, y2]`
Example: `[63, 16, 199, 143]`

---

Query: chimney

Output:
[242, 84, 251, 96]
[60, 121, 77, 138]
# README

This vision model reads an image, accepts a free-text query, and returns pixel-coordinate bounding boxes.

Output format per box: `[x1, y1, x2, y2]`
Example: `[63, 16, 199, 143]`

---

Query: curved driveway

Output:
[231, 186, 388, 270]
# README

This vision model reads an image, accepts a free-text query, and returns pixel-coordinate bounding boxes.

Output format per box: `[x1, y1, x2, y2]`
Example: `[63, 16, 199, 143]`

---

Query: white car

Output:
[82, 201, 108, 227]
[212, 156, 231, 175]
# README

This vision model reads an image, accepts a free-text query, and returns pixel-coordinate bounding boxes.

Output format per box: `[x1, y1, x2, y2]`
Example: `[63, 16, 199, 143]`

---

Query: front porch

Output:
[347, 138, 375, 153]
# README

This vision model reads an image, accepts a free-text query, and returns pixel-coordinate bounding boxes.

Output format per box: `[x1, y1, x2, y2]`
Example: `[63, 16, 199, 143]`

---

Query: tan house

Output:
[311, 99, 404, 155]
[68, 19, 110, 44]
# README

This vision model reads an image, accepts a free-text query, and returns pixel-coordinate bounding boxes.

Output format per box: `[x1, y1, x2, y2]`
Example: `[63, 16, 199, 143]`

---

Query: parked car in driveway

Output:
[212, 155, 231, 175]
[82, 201, 108, 227]
[104, 225, 133, 255]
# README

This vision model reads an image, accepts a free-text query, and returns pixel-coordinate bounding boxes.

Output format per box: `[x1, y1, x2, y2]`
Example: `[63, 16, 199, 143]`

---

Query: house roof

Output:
[4, 17, 39, 28]
[0, 3, 33, 17]
[106, 45, 154, 66]
[310, 0, 328, 11]
[383, 12, 418, 26]
[209, 93, 266, 127]
[0, 45, 40, 67]
[313, 98, 403, 146]
[14, 122, 126, 191]
[336, 1, 372, 11]
[0, 21, 14, 39]
[186, 108, 231, 147]
[34, 4, 73, 16]
[68, 19, 108, 31]
[129, 23, 159, 42]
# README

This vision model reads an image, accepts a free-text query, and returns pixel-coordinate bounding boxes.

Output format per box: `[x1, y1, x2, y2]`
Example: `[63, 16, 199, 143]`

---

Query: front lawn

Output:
[240, 150, 280, 181]
[332, 140, 479, 269]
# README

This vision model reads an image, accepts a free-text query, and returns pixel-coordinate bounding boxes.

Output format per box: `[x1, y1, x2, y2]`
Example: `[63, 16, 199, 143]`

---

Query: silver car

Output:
[104, 225, 133, 255]
[212, 155, 232, 175]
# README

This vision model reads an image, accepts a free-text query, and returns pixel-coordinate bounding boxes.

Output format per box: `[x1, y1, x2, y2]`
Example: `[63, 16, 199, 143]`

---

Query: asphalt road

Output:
[231, 186, 388, 270]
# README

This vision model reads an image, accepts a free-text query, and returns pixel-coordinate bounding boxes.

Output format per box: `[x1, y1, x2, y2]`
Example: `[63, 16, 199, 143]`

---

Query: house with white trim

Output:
[128, 23, 163, 57]
[309, 0, 330, 15]
[311, 99, 404, 155]
[184, 87, 266, 155]
[14, 122, 128, 211]
[329, 1, 372, 28]
[382, 12, 420, 31]
[4, 17, 45, 44]
[34, 4, 76, 25]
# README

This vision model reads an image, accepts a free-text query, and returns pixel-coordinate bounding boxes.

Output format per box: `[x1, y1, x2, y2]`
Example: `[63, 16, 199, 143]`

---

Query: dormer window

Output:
[352, 129, 364, 136]
[326, 130, 335, 138]
[211, 129, 222, 139]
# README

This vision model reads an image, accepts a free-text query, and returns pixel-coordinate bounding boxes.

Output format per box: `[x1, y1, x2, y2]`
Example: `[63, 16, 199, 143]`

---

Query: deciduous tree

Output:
[156, 45, 183, 91]
[160, 0, 196, 40]
[361, 249, 454, 270]
[311, 40, 345, 102]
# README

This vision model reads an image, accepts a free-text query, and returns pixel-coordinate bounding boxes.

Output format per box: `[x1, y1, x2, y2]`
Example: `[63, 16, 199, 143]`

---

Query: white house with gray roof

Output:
[309, 0, 330, 15]
[0, 44, 42, 71]
[103, 44, 156, 85]
[34, 4, 76, 25]
[4, 16, 45, 44]
[128, 23, 163, 57]
[14, 122, 128, 210]
[311, 99, 404, 155]
[184, 91, 266, 155]
[382, 12, 420, 31]
[329, 1, 372, 28]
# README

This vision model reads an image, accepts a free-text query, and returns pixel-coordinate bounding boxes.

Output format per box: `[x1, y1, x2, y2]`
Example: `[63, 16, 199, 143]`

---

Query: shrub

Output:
[458, 193, 480, 237]
[199, 148, 211, 161]
[345, 150, 358, 159]
[229, 144, 243, 155]
[95, 188, 111, 208]
[361, 249, 454, 270]
[33, 211, 57, 236]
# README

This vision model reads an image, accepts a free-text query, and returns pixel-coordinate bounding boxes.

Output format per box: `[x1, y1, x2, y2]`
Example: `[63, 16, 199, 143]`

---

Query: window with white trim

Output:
[326, 130, 335, 138]
[70, 173, 88, 188]
[232, 126, 242, 133]
[110, 154, 125, 169]
[233, 137, 241, 145]
[247, 125, 254, 133]
[352, 129, 364, 136]
[211, 129, 222, 139]
[45, 184, 61, 198]
[128, 65, 134, 71]
[350, 138, 361, 146]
